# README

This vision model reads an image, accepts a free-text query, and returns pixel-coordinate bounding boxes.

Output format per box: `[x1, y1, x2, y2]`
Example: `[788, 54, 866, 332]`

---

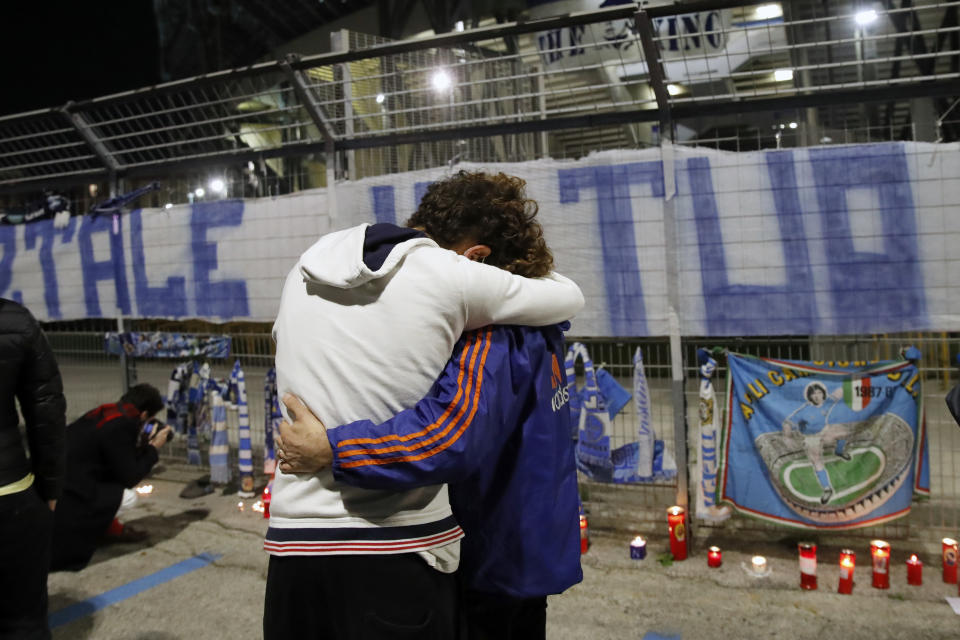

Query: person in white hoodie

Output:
[264, 171, 584, 639]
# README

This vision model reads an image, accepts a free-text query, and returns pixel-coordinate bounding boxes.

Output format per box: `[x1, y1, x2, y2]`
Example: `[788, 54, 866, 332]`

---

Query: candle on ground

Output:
[707, 546, 722, 568]
[870, 540, 891, 589]
[798, 542, 817, 590]
[906, 554, 923, 586]
[838, 549, 856, 594]
[666, 506, 687, 561]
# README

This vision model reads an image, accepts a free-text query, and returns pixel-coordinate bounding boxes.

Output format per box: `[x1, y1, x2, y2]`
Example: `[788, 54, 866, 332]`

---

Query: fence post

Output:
[636, 9, 690, 514]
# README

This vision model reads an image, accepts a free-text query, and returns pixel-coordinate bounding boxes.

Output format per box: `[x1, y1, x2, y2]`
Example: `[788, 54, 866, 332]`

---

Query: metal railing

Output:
[40, 321, 960, 543]
[2, 1, 958, 197]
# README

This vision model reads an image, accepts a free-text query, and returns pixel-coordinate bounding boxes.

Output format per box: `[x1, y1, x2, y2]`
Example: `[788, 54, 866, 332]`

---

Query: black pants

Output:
[264, 553, 457, 640]
[461, 589, 547, 640]
[0, 486, 53, 640]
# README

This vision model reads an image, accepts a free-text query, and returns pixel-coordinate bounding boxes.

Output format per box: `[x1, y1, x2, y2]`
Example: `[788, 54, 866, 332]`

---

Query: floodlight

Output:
[774, 68, 793, 82]
[209, 178, 225, 194]
[755, 4, 782, 20]
[666, 84, 682, 96]
[855, 9, 878, 25]
[194, 187, 205, 198]
[431, 69, 453, 92]
[376, 93, 386, 104]
[789, 122, 798, 129]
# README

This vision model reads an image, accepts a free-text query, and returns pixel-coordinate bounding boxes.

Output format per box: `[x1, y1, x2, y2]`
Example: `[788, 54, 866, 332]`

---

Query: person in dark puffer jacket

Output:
[0, 298, 66, 640]
[50, 383, 171, 572]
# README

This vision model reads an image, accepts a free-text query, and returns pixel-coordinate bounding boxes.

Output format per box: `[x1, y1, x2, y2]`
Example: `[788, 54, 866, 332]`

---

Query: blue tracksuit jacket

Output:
[328, 323, 583, 599]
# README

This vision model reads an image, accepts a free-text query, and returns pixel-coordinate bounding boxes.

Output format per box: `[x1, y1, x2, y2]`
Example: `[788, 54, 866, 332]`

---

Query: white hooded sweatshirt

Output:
[266, 223, 584, 571]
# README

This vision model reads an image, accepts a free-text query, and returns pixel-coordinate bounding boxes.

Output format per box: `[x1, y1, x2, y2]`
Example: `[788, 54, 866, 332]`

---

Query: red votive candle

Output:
[942, 538, 958, 583]
[707, 546, 722, 568]
[871, 540, 891, 589]
[579, 515, 589, 554]
[838, 549, 856, 594]
[798, 542, 817, 590]
[906, 554, 923, 586]
[666, 506, 687, 561]
[262, 484, 271, 520]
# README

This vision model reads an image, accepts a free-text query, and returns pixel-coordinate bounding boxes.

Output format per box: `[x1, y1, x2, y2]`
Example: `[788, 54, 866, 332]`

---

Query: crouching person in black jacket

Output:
[51, 383, 172, 572]
[0, 299, 66, 640]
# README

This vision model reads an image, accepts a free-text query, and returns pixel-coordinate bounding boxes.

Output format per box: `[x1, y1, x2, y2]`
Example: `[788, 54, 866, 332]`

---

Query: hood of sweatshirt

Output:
[298, 223, 435, 288]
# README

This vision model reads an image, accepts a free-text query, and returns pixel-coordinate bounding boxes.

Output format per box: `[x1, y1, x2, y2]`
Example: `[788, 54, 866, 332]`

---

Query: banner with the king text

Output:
[718, 353, 929, 530]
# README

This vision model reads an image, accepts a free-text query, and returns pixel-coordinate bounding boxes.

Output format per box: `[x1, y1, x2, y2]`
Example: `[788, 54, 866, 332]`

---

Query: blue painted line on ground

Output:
[642, 633, 681, 640]
[48, 552, 222, 629]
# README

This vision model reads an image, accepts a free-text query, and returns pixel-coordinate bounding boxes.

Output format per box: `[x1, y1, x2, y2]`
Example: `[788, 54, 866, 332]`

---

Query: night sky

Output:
[0, 0, 159, 116]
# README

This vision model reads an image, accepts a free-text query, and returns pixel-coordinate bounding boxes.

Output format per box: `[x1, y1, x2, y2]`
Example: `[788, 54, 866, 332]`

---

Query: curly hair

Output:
[405, 170, 554, 278]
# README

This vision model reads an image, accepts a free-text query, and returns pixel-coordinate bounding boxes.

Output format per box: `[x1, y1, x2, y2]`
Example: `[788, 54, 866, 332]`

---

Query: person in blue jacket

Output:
[277, 321, 583, 639]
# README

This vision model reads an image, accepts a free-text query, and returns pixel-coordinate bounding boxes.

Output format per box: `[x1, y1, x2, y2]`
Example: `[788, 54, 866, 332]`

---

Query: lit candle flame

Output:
[135, 484, 154, 495]
[751, 556, 767, 573]
[237, 501, 245, 511]
[631, 536, 646, 546]
[252, 500, 265, 513]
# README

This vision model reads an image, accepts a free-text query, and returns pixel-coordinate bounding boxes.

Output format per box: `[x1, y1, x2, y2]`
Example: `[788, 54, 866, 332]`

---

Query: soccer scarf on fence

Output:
[209, 388, 231, 484]
[230, 361, 254, 496]
[719, 353, 930, 530]
[186, 362, 211, 466]
[633, 347, 655, 480]
[695, 349, 730, 522]
[565, 343, 614, 480]
[263, 368, 280, 475]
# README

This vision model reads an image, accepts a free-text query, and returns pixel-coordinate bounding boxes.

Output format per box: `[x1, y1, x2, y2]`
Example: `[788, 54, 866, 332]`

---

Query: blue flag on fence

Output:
[719, 353, 929, 530]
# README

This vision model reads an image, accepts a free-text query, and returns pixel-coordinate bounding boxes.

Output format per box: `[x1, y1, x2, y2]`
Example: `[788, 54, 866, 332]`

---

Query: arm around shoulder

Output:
[460, 261, 584, 330]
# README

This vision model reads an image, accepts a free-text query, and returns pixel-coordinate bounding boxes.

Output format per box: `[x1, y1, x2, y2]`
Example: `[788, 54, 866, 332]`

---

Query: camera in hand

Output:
[143, 418, 173, 446]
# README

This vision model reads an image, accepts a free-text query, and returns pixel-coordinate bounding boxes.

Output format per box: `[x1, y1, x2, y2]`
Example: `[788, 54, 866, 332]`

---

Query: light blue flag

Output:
[719, 353, 929, 529]
[208, 389, 231, 484]
[231, 361, 254, 496]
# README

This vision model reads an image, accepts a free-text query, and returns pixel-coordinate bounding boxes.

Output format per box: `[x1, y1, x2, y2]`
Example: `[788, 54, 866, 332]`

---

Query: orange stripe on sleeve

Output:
[336, 331, 480, 449]
[338, 328, 489, 459]
[340, 327, 493, 469]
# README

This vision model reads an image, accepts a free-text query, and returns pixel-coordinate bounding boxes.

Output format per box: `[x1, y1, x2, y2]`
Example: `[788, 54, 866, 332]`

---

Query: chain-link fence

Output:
[39, 320, 960, 542]
[13, 1, 960, 548]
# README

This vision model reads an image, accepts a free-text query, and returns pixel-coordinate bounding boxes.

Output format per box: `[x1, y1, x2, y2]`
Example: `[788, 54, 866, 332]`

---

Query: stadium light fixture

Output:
[194, 187, 205, 198]
[855, 9, 878, 25]
[666, 84, 682, 96]
[789, 122, 798, 129]
[774, 68, 794, 82]
[755, 4, 782, 20]
[376, 93, 386, 104]
[431, 69, 453, 92]
[164, 203, 173, 209]
[209, 178, 226, 194]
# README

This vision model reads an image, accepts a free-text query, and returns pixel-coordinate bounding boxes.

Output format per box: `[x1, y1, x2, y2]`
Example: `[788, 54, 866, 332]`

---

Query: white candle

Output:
[752, 555, 768, 574]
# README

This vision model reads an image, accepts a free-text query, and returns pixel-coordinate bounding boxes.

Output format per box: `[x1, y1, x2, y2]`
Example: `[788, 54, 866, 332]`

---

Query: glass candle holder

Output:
[906, 554, 923, 586]
[838, 549, 856, 594]
[798, 542, 817, 590]
[707, 546, 722, 568]
[943, 538, 958, 584]
[666, 506, 687, 561]
[870, 540, 890, 589]
[579, 515, 589, 554]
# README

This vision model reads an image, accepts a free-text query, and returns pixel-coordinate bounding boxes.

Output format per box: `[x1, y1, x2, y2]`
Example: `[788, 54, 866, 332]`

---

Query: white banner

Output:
[2, 141, 958, 337]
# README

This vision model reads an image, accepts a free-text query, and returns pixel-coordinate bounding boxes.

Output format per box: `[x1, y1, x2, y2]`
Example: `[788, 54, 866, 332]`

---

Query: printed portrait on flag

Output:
[719, 353, 929, 530]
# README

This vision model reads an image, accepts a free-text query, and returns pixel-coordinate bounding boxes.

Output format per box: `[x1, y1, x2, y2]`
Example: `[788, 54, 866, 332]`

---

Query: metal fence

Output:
[40, 321, 960, 543]
[15, 1, 960, 546]
[2, 2, 957, 201]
